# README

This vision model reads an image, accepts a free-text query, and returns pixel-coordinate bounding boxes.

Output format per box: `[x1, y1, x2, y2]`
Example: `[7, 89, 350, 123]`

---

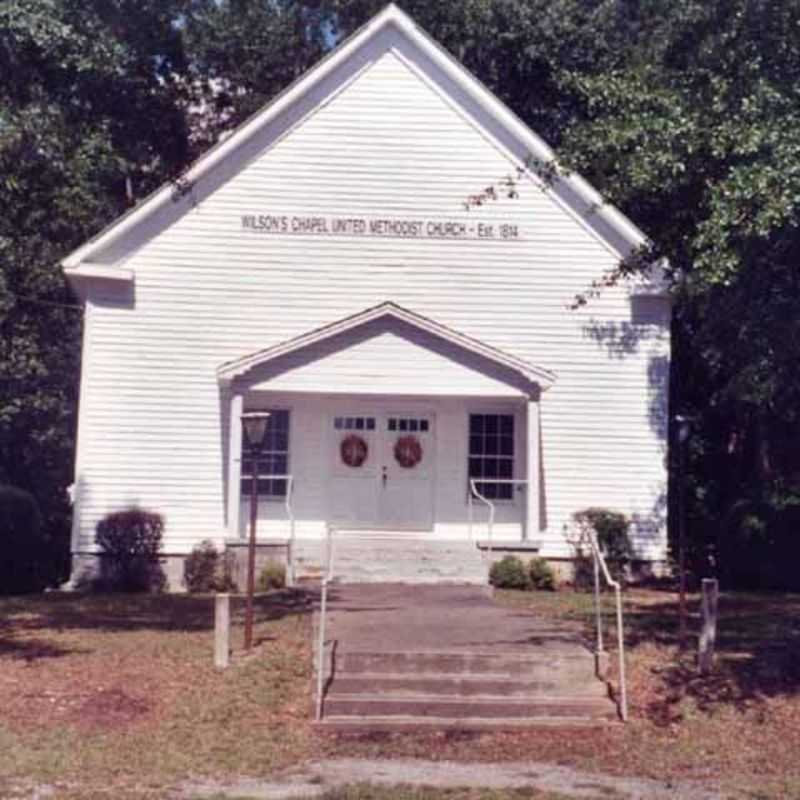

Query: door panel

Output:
[379, 413, 435, 530]
[328, 409, 435, 530]
[329, 413, 379, 525]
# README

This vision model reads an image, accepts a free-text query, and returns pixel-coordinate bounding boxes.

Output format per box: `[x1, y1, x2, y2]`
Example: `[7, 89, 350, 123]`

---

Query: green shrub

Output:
[183, 540, 237, 592]
[489, 555, 530, 590]
[0, 484, 46, 594]
[184, 540, 217, 592]
[568, 508, 633, 591]
[528, 557, 556, 591]
[95, 508, 165, 592]
[257, 560, 286, 591]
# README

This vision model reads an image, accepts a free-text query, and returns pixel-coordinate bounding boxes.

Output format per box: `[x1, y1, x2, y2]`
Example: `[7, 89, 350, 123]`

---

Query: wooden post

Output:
[215, 593, 230, 669]
[698, 578, 718, 674]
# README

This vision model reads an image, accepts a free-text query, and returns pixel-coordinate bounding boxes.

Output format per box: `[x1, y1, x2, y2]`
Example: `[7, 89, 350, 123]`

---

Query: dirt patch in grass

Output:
[193, 787, 582, 800]
[317, 588, 800, 798]
[0, 590, 315, 798]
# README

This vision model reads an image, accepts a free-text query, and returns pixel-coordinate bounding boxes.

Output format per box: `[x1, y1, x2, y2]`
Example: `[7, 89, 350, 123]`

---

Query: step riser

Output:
[301, 564, 484, 571]
[295, 538, 487, 584]
[318, 717, 613, 730]
[324, 698, 617, 720]
[328, 676, 606, 696]
[302, 580, 487, 586]
[337, 653, 594, 679]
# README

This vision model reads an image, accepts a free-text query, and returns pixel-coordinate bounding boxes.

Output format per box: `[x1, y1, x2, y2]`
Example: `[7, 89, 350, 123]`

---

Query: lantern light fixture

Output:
[242, 411, 271, 453]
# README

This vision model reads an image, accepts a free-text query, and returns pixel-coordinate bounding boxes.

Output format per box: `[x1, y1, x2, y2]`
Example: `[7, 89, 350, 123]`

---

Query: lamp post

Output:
[241, 411, 271, 651]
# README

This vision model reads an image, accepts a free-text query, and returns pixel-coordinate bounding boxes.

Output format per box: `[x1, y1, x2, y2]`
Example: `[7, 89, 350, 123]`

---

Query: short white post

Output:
[215, 593, 231, 669]
[698, 578, 718, 674]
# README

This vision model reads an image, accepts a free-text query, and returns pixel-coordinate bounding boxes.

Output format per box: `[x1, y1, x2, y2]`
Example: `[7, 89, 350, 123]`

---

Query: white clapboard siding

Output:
[71, 35, 670, 560]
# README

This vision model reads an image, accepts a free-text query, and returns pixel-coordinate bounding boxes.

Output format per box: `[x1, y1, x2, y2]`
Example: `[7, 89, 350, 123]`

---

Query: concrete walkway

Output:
[324, 583, 585, 653]
[318, 583, 617, 728]
[186, 758, 728, 800]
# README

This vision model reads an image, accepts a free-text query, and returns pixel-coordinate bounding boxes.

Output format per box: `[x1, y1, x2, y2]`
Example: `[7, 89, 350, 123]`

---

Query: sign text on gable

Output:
[241, 213, 520, 241]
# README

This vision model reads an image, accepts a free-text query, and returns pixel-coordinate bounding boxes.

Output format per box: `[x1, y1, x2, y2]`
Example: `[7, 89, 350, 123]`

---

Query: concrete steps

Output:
[329, 674, 608, 697]
[324, 694, 617, 719]
[296, 533, 487, 584]
[318, 647, 619, 730]
[319, 715, 613, 730]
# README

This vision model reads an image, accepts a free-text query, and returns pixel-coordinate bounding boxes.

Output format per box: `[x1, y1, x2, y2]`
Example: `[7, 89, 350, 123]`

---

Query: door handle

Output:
[382, 466, 387, 487]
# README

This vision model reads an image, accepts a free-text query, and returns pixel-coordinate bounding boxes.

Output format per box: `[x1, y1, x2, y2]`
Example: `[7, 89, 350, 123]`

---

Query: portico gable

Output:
[219, 301, 555, 395]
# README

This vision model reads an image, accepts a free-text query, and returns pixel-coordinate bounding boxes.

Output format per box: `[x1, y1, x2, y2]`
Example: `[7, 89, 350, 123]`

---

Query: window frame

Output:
[466, 410, 517, 504]
[240, 408, 291, 501]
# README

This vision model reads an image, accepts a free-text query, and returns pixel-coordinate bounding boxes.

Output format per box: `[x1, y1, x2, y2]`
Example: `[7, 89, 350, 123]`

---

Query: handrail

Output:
[315, 524, 335, 721]
[583, 529, 628, 722]
[284, 476, 295, 586]
[469, 479, 528, 562]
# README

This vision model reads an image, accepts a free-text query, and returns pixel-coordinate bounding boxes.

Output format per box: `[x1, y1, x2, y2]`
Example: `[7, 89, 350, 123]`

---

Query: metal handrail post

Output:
[585, 530, 627, 722]
[470, 480, 496, 561]
[315, 587, 327, 721]
[593, 549, 604, 654]
[469, 479, 528, 562]
[315, 524, 334, 722]
[615, 583, 628, 721]
[284, 476, 295, 586]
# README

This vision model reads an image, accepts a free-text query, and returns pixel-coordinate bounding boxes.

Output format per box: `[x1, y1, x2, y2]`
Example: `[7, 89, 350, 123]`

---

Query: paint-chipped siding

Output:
[73, 47, 669, 559]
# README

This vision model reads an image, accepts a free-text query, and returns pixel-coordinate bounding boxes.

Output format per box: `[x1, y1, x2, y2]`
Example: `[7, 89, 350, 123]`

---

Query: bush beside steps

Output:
[184, 540, 236, 593]
[489, 554, 556, 591]
[184, 540, 286, 593]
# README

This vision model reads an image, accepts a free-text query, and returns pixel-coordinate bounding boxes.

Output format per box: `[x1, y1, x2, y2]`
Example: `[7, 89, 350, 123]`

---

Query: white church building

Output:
[63, 5, 670, 587]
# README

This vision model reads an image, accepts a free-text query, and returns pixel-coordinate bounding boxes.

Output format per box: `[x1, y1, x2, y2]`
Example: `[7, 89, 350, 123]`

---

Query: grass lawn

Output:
[3, 587, 800, 799]
[0, 590, 314, 800]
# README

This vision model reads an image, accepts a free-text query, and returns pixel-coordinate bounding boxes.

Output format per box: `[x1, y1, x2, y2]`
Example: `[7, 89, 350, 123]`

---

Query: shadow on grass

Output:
[0, 587, 315, 661]
[620, 591, 800, 720]
[0, 634, 85, 661]
[497, 586, 800, 717]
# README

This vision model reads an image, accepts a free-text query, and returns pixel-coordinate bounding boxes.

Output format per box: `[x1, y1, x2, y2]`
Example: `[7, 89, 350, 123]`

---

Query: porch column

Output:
[227, 390, 244, 538]
[525, 396, 541, 541]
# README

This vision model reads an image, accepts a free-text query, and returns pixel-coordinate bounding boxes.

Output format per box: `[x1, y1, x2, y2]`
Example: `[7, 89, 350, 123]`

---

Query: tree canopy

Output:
[2, 0, 798, 588]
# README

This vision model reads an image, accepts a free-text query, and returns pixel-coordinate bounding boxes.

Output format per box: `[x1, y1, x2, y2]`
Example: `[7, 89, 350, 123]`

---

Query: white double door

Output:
[329, 408, 435, 530]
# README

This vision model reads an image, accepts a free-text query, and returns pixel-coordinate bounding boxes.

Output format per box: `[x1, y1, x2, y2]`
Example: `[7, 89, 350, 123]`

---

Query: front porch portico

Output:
[217, 303, 555, 578]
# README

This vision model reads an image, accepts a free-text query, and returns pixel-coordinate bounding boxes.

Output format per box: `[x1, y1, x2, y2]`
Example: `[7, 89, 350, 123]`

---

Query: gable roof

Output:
[217, 301, 557, 391]
[62, 4, 653, 281]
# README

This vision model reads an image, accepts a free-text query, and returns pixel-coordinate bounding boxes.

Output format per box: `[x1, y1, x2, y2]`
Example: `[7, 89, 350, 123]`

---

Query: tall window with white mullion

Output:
[468, 413, 514, 500]
[241, 410, 290, 498]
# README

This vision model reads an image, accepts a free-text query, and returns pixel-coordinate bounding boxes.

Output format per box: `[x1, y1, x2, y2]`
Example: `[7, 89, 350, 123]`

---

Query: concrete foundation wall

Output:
[71, 542, 291, 593]
[70, 545, 666, 592]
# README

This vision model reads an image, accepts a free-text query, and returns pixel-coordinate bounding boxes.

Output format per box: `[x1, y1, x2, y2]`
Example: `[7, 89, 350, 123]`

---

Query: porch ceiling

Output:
[217, 302, 556, 396]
